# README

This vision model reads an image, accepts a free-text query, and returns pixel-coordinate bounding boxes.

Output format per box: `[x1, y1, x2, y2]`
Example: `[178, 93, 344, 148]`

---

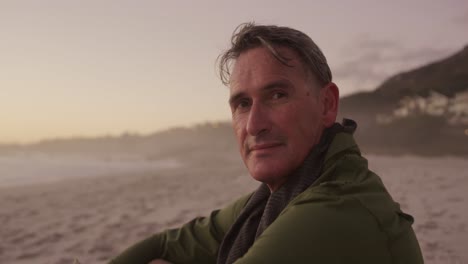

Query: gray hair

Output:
[217, 22, 332, 87]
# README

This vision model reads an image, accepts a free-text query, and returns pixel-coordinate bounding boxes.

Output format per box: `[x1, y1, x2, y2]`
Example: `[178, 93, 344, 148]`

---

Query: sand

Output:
[0, 153, 467, 264]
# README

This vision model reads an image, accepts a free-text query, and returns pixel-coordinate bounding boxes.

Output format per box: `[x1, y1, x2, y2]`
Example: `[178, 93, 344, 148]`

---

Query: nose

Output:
[246, 102, 271, 136]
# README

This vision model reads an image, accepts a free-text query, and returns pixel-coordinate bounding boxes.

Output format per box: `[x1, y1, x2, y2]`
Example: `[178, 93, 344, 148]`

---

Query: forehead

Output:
[229, 46, 307, 93]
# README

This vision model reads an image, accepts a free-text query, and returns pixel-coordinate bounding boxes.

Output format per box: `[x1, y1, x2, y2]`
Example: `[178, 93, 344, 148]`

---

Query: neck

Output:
[266, 177, 289, 193]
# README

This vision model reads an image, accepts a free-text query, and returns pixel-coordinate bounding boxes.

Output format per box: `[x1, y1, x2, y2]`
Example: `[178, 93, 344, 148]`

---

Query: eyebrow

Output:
[228, 79, 292, 105]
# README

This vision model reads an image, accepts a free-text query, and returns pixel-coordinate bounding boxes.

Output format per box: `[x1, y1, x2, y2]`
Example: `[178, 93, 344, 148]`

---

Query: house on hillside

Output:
[377, 90, 468, 125]
[448, 90, 468, 125]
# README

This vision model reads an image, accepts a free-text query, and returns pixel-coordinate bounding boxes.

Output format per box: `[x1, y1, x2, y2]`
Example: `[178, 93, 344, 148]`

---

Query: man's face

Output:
[229, 47, 328, 191]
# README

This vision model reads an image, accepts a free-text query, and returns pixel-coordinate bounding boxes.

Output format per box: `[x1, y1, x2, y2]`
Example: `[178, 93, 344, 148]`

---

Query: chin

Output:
[248, 163, 290, 186]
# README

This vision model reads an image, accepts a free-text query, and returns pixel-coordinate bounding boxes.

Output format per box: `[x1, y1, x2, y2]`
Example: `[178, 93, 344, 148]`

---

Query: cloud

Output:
[333, 36, 451, 93]
[453, 10, 468, 26]
[349, 38, 402, 51]
[334, 51, 387, 82]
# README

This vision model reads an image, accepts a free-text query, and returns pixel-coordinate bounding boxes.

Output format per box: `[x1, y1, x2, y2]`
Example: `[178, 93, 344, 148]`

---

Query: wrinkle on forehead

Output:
[229, 47, 304, 93]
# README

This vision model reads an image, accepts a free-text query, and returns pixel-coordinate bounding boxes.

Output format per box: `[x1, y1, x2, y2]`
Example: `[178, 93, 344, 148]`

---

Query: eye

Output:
[233, 98, 251, 112]
[271, 91, 287, 100]
[238, 99, 251, 108]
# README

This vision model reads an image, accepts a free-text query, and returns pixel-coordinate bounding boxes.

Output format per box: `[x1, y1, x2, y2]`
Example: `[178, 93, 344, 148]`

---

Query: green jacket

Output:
[109, 132, 423, 264]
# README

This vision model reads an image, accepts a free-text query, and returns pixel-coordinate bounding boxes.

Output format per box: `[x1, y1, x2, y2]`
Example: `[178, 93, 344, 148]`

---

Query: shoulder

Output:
[293, 152, 403, 237]
[238, 152, 395, 261]
[273, 192, 387, 246]
[235, 196, 392, 264]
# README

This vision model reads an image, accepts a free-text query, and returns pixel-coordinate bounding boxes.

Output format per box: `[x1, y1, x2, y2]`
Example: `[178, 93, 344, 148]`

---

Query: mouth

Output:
[249, 142, 283, 153]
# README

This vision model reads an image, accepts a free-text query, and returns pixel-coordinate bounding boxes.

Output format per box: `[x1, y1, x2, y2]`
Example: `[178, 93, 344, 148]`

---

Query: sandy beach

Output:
[0, 153, 467, 264]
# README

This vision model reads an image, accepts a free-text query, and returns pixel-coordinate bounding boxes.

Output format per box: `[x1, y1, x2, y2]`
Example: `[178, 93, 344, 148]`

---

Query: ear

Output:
[321, 82, 339, 127]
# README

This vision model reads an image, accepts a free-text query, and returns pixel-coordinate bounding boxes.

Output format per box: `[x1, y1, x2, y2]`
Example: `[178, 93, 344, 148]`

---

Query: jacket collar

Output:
[323, 119, 361, 170]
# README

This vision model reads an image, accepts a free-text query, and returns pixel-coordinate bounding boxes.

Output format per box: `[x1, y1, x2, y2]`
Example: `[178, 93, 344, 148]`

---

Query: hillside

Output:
[0, 122, 238, 161]
[339, 45, 468, 155]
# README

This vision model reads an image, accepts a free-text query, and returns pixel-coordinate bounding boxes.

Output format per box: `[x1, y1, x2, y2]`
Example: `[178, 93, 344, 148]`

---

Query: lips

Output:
[249, 142, 283, 152]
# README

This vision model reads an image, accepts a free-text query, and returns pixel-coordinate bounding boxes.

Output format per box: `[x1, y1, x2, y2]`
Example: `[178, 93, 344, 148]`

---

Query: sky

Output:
[1, 0, 468, 144]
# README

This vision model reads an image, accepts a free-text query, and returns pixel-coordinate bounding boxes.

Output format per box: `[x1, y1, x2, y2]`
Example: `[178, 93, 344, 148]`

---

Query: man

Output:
[109, 23, 423, 264]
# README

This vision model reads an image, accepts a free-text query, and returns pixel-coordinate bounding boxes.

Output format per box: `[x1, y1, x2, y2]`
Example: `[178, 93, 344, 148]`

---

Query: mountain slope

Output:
[339, 45, 468, 155]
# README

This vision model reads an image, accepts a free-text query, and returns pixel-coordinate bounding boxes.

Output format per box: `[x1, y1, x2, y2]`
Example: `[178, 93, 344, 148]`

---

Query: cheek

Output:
[274, 105, 305, 131]
[288, 105, 322, 143]
[232, 118, 246, 148]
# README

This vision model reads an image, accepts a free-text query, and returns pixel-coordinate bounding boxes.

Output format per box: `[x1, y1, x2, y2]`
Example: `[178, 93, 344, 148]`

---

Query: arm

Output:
[108, 193, 252, 264]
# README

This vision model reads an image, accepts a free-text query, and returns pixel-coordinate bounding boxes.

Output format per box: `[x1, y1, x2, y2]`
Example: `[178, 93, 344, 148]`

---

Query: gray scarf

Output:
[217, 121, 355, 264]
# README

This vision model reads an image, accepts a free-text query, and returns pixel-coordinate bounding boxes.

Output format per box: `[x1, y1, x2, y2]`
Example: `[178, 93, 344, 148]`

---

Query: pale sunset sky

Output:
[1, 0, 467, 144]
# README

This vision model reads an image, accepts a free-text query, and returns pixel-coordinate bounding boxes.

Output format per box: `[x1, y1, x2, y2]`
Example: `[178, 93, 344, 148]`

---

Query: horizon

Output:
[0, 118, 233, 146]
[2, 0, 468, 144]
